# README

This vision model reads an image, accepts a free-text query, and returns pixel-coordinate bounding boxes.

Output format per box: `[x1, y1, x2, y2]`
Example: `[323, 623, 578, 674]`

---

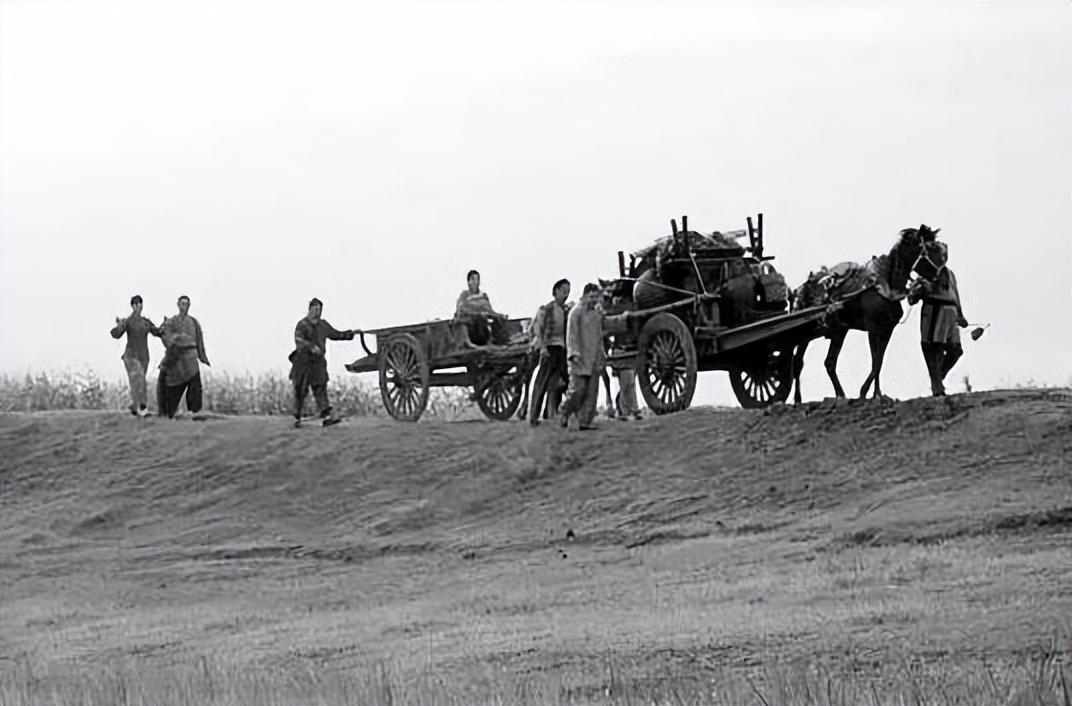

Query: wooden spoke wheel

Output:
[636, 313, 698, 415]
[378, 333, 430, 421]
[470, 364, 523, 421]
[729, 347, 793, 409]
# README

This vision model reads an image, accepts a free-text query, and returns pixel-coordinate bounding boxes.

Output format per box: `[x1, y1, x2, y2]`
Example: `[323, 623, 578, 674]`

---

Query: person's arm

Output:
[949, 271, 967, 326]
[529, 305, 546, 351]
[145, 318, 163, 337]
[566, 309, 582, 366]
[194, 319, 210, 366]
[110, 317, 128, 339]
[602, 311, 632, 334]
[322, 320, 356, 341]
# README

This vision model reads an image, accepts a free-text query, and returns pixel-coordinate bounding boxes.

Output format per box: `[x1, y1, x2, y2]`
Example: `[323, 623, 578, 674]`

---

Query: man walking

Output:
[158, 295, 211, 418]
[526, 278, 570, 426]
[289, 298, 357, 428]
[110, 295, 162, 417]
[558, 283, 631, 431]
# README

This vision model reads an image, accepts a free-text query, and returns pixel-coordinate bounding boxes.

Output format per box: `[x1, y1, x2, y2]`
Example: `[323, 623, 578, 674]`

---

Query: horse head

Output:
[886, 224, 946, 291]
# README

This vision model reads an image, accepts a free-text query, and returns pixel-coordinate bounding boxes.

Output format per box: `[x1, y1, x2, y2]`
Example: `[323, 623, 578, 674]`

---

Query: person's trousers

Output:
[616, 367, 641, 415]
[558, 372, 599, 426]
[122, 356, 148, 411]
[294, 380, 331, 419]
[528, 345, 567, 422]
[162, 373, 203, 418]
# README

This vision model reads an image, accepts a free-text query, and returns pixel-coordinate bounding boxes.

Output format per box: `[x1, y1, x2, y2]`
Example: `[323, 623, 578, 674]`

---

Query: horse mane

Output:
[884, 231, 920, 291]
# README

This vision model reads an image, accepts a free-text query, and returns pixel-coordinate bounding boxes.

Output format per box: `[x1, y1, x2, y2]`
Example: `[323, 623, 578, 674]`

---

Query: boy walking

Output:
[558, 283, 631, 431]
[110, 295, 162, 416]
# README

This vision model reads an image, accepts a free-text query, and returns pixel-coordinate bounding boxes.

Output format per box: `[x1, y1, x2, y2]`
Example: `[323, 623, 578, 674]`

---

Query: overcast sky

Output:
[1, 1, 1069, 407]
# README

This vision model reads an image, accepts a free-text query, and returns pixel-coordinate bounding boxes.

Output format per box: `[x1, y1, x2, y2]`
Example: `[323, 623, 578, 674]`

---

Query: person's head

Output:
[307, 297, 323, 321]
[130, 295, 143, 316]
[466, 269, 481, 293]
[177, 295, 190, 316]
[582, 282, 601, 308]
[552, 278, 570, 303]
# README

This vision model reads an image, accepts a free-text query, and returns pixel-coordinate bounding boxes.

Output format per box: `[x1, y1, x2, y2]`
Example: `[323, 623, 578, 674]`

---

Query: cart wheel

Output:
[470, 365, 523, 421]
[729, 348, 793, 409]
[378, 333, 430, 421]
[636, 313, 697, 415]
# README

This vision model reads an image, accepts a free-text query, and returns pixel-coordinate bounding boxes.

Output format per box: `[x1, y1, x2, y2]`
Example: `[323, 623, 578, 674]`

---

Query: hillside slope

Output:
[1, 389, 1070, 702]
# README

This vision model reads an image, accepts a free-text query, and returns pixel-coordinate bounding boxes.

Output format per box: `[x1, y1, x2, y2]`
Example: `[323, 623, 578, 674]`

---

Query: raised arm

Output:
[110, 317, 128, 339]
[321, 320, 356, 341]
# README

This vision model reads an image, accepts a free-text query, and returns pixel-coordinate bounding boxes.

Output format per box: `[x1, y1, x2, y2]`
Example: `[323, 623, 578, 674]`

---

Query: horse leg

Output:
[601, 368, 614, 417]
[861, 327, 893, 399]
[517, 351, 538, 420]
[791, 339, 809, 404]
[824, 330, 848, 398]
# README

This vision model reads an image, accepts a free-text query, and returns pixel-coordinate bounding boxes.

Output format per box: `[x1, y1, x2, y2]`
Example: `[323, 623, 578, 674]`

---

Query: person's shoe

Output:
[579, 422, 597, 431]
[137, 407, 151, 418]
[632, 412, 644, 421]
[322, 416, 342, 427]
[294, 419, 303, 429]
[130, 408, 138, 417]
[529, 418, 540, 427]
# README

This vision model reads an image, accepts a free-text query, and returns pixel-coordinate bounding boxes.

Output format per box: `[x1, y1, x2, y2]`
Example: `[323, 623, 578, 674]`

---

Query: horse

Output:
[788, 225, 943, 402]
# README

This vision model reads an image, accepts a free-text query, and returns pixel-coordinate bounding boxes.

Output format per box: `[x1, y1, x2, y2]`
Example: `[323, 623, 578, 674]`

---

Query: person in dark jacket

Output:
[289, 298, 356, 427]
[110, 294, 163, 416]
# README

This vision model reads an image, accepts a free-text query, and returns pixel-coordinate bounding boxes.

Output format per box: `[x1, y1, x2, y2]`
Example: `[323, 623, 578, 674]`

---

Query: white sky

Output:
[1, 1, 1069, 406]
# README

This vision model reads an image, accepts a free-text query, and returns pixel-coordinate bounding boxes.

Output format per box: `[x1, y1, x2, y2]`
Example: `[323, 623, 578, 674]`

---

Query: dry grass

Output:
[2, 390, 1070, 706]
[0, 369, 473, 419]
[1, 651, 1069, 706]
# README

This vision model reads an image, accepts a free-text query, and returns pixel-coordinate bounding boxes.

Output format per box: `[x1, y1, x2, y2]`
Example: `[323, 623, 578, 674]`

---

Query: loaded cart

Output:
[344, 317, 534, 422]
[600, 213, 839, 411]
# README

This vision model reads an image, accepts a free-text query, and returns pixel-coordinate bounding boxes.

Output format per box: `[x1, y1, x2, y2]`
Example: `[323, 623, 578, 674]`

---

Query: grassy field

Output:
[1, 388, 1070, 705]
[0, 369, 473, 419]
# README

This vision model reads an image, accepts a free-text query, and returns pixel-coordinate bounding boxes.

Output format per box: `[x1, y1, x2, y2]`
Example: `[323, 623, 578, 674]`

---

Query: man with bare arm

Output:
[526, 278, 570, 426]
[158, 295, 211, 418]
[289, 298, 357, 428]
[110, 294, 162, 417]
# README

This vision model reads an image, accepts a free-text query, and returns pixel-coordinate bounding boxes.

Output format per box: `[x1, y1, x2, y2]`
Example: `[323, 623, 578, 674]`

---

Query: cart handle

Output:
[358, 330, 373, 357]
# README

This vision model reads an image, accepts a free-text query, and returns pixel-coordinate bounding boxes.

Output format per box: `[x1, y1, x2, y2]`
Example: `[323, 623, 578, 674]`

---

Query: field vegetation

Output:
[1, 382, 1069, 706]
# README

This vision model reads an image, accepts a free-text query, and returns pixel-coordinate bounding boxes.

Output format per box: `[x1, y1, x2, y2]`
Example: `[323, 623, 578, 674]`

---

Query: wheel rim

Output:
[637, 313, 697, 415]
[380, 336, 428, 421]
[731, 349, 791, 408]
[474, 366, 522, 420]
[644, 330, 689, 408]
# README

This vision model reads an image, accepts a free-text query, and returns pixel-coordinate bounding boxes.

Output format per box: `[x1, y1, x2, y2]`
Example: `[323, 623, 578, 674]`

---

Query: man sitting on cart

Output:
[455, 269, 509, 346]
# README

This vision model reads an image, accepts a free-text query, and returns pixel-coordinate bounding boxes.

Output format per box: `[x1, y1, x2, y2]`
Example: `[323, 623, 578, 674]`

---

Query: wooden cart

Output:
[344, 317, 534, 422]
[601, 213, 838, 412]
